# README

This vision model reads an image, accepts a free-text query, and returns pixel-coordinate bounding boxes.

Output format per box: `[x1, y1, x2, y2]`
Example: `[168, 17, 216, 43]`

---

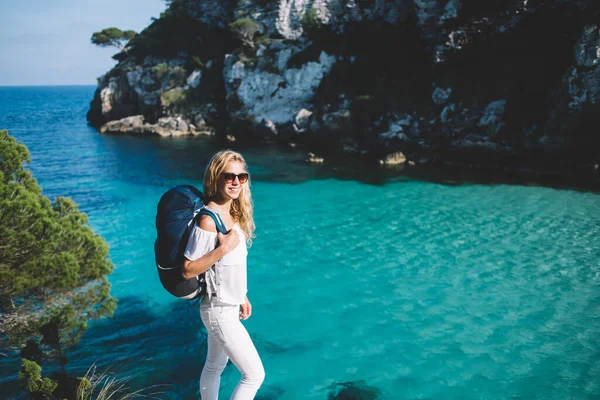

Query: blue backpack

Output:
[155, 185, 227, 299]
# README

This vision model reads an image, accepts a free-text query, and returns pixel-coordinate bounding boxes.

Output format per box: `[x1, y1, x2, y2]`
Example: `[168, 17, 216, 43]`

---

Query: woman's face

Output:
[218, 160, 246, 201]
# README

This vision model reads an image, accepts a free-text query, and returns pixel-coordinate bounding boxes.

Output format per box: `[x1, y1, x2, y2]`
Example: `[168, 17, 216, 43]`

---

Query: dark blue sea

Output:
[1, 86, 599, 399]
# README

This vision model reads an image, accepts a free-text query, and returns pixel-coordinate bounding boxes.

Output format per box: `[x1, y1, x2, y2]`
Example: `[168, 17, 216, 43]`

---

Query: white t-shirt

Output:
[183, 222, 248, 305]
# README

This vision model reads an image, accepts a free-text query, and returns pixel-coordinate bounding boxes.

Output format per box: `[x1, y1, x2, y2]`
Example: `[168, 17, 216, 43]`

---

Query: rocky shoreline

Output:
[88, 0, 600, 184]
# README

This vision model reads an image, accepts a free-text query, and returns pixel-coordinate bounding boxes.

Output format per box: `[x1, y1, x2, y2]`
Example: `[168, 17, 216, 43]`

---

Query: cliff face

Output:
[87, 0, 600, 170]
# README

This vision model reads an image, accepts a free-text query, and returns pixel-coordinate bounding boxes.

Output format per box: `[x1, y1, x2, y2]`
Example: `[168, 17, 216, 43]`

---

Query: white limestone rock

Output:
[127, 66, 160, 106]
[100, 78, 119, 115]
[100, 115, 145, 133]
[276, 0, 308, 40]
[225, 49, 336, 126]
[275, 0, 407, 39]
[100, 115, 196, 137]
[294, 108, 313, 132]
[187, 69, 202, 88]
[126, 69, 142, 90]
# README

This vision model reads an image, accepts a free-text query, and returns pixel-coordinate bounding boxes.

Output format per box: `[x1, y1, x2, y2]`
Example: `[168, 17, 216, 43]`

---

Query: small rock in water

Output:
[306, 152, 324, 164]
[379, 151, 407, 165]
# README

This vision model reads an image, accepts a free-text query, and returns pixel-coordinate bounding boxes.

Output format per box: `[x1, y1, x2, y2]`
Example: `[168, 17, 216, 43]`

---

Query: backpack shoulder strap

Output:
[196, 207, 228, 234]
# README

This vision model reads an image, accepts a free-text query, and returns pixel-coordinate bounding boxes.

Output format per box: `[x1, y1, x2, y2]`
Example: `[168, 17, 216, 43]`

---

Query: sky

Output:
[0, 0, 167, 86]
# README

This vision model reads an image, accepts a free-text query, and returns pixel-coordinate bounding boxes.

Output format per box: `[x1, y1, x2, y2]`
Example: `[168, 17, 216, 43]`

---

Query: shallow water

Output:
[1, 86, 599, 399]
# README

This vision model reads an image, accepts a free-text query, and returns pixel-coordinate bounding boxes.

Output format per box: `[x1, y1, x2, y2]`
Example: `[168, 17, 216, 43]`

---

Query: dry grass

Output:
[77, 364, 168, 400]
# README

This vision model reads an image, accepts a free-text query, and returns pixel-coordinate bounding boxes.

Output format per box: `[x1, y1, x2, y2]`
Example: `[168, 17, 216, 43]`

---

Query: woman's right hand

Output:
[217, 229, 240, 254]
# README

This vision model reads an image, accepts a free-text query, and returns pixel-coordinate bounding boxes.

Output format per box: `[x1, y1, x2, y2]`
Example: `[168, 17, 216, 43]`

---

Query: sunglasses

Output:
[221, 172, 249, 184]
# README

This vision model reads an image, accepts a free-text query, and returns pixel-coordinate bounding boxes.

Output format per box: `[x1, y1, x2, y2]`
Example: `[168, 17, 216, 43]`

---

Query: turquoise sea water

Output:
[1, 86, 599, 399]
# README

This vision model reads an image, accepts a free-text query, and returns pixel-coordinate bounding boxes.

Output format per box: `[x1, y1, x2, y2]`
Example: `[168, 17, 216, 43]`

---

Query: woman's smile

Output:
[226, 185, 241, 197]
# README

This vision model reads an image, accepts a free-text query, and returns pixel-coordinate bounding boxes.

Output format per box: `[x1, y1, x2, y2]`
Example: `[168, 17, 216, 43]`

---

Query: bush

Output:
[166, 66, 188, 87]
[19, 359, 161, 400]
[161, 89, 187, 107]
[301, 7, 320, 33]
[151, 63, 170, 80]
[189, 56, 205, 70]
[19, 359, 58, 398]
[230, 18, 260, 48]
[255, 35, 270, 46]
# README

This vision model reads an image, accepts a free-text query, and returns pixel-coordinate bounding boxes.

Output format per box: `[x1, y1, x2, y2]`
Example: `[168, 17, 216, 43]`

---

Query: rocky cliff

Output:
[87, 0, 600, 172]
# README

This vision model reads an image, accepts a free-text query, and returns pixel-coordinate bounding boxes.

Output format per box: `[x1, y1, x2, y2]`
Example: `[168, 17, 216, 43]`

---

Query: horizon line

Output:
[0, 84, 97, 88]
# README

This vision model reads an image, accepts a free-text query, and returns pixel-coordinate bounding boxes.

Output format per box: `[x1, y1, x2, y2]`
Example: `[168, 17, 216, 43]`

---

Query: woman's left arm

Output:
[240, 295, 252, 320]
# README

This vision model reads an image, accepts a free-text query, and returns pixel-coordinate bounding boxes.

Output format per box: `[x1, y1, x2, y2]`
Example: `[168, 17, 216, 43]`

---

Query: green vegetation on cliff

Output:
[301, 7, 320, 32]
[230, 18, 259, 49]
[161, 88, 187, 107]
[91, 27, 137, 50]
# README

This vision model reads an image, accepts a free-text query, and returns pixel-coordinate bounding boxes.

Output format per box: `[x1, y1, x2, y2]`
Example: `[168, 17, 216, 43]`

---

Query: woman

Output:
[182, 150, 265, 399]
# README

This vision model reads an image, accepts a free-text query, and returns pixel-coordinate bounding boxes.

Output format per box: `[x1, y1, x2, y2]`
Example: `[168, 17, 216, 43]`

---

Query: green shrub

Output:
[230, 18, 260, 48]
[301, 7, 320, 31]
[166, 66, 188, 87]
[151, 63, 170, 80]
[19, 359, 58, 398]
[18, 359, 160, 400]
[161, 89, 187, 107]
[255, 35, 270, 46]
[190, 56, 205, 70]
[230, 18, 259, 32]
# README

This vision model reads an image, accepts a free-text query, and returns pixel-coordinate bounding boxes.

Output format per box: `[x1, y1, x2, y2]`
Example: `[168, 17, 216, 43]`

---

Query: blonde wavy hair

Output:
[203, 150, 255, 245]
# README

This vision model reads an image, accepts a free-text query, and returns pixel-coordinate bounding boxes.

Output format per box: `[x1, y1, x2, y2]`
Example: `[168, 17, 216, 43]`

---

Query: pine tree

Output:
[0, 129, 117, 347]
[91, 27, 137, 50]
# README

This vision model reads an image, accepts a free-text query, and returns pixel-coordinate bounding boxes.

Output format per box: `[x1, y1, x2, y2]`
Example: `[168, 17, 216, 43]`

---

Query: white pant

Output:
[199, 300, 265, 399]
